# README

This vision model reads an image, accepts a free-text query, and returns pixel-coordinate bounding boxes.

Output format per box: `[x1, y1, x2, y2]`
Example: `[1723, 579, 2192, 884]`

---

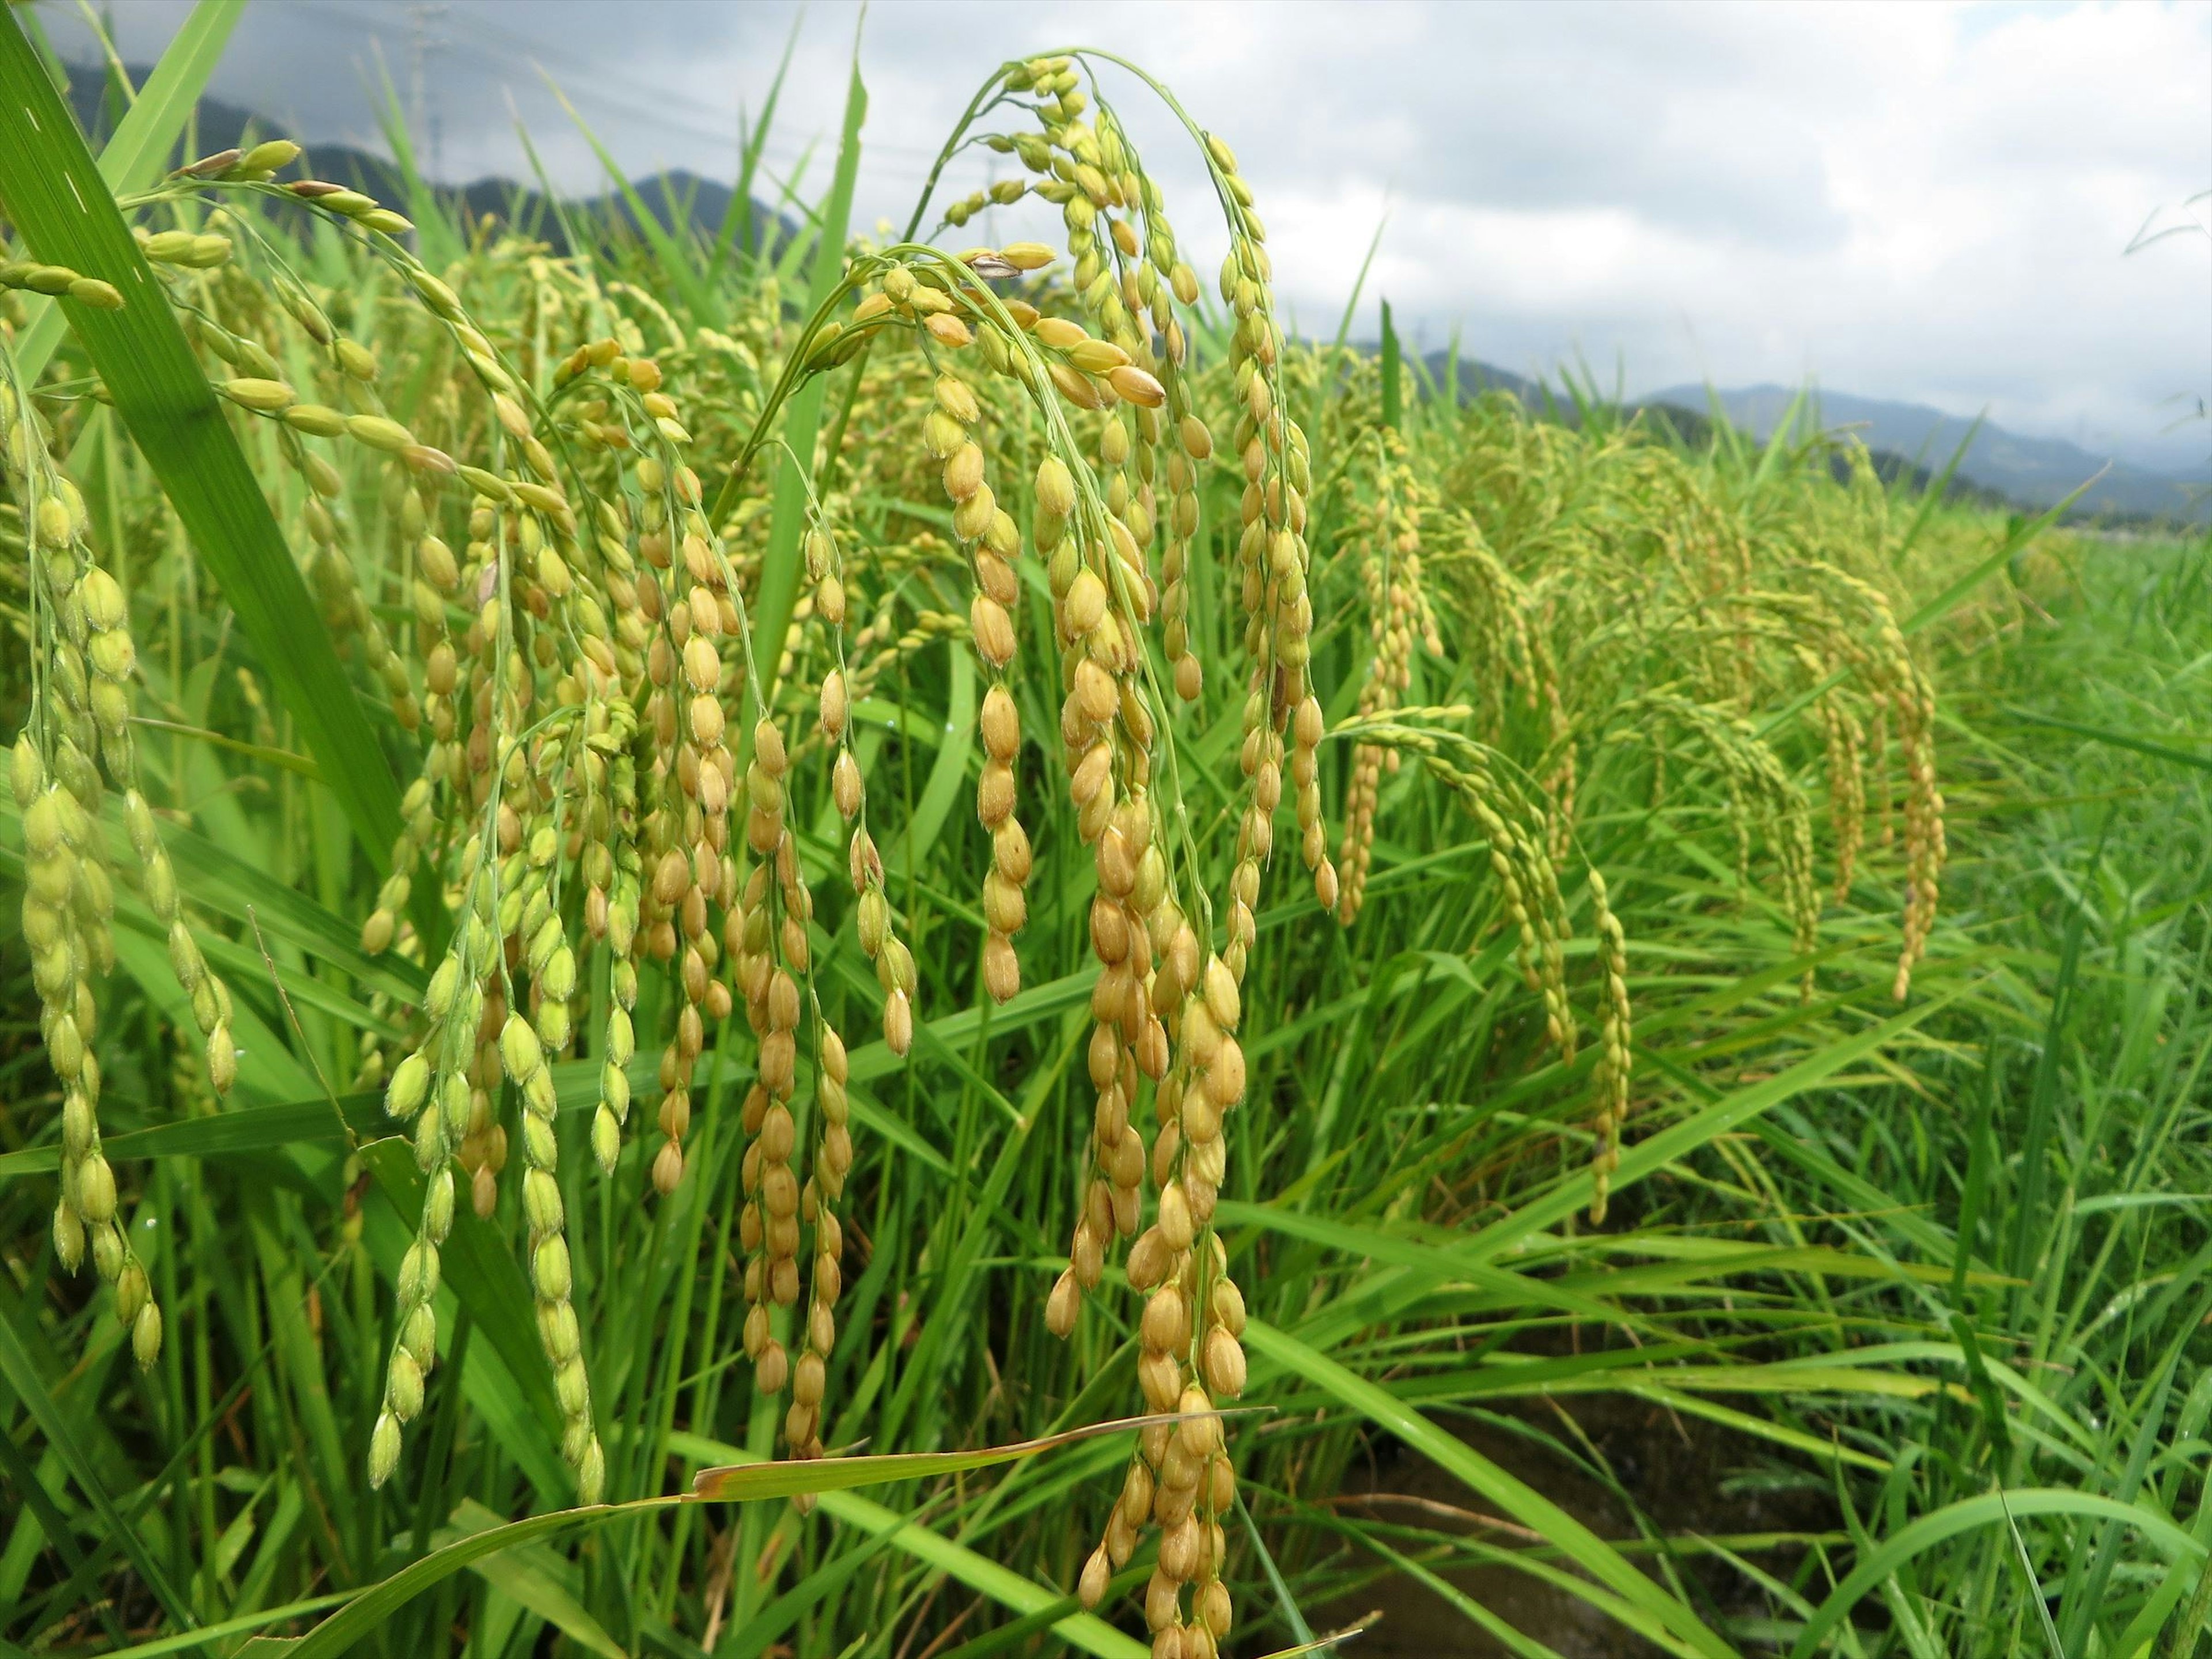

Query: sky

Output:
[36, 0, 2212, 474]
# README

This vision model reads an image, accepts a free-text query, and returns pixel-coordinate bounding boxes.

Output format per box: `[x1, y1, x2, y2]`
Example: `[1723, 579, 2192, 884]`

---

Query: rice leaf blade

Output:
[13, 0, 244, 381]
[0, 16, 403, 862]
[0, 1301, 197, 1629]
[1243, 1319, 1740, 1659]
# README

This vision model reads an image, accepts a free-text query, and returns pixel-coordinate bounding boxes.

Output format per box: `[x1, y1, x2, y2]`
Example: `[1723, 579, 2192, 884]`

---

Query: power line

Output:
[404, 2, 450, 177]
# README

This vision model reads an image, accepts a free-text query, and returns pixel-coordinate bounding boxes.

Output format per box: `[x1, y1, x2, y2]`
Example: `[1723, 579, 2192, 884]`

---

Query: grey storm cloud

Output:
[33, 0, 2212, 474]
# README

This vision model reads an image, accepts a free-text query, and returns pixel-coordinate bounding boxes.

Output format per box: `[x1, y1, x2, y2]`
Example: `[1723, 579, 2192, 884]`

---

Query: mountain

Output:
[52, 60, 781, 257]
[1648, 384, 2210, 524]
[1418, 353, 1547, 407]
[1399, 354, 2008, 507]
[44, 65, 2205, 527]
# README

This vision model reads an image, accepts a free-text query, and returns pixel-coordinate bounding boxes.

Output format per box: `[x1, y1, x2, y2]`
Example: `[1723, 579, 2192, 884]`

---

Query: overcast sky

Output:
[37, 0, 2212, 472]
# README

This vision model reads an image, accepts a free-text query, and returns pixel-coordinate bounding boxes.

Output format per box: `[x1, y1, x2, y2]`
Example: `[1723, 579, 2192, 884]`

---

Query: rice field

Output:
[1, 12, 2207, 1659]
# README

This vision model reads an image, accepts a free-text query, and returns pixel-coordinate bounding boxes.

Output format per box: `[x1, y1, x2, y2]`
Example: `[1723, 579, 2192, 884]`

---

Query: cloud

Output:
[35, 0, 2212, 471]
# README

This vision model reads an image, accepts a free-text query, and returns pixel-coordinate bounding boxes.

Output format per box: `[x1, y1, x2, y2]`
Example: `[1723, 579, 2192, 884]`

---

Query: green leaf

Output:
[710, 13, 801, 279]
[729, 40, 866, 734]
[127, 716, 324, 781]
[1947, 1312, 2013, 1458]
[0, 1091, 376, 1178]
[1455, 993, 1957, 1274]
[439, 1499, 627, 1659]
[1786, 1489, 2208, 1658]
[667, 1431, 1150, 1659]
[1297, 994, 1956, 1352]
[264, 1415, 1181, 1659]
[0, 15, 403, 863]
[0, 782, 422, 1002]
[80, 1593, 354, 1659]
[1344, 1527, 1566, 1658]
[1892, 410, 1986, 566]
[1756, 482, 2084, 740]
[0, 810, 401, 1067]
[253, 1499, 672, 1659]
[542, 77, 713, 324]
[887, 642, 974, 882]
[1900, 484, 2084, 637]
[719, 1520, 905, 1658]
[1380, 298, 1401, 431]
[110, 925, 319, 1100]
[2001, 707, 2212, 774]
[1214, 1198, 1627, 1326]
[365, 58, 463, 274]
[688, 1411, 1206, 1500]
[0, 1301, 196, 1630]
[13, 0, 244, 383]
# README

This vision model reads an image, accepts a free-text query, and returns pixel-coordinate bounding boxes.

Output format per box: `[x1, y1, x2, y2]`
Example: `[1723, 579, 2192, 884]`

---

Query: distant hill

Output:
[1420, 354, 1547, 407]
[1649, 383, 2210, 524]
[54, 60, 781, 257]
[45, 64, 2206, 528]
[1426, 358, 2204, 524]
[1406, 354, 2010, 509]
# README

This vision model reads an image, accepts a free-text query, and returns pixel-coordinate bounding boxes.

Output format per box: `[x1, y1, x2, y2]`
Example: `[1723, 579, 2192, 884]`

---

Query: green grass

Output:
[0, 9, 2206, 1659]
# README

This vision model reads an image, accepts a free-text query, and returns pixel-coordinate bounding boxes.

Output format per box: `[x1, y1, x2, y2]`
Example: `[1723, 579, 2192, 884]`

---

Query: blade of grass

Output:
[0, 1301, 197, 1629]
[0, 1411, 132, 1648]
[1892, 411, 1986, 566]
[2002, 707, 2212, 774]
[718, 26, 865, 739]
[690, 1411, 1217, 1499]
[1752, 384, 1812, 493]
[1901, 483, 2090, 637]
[367, 51, 463, 272]
[272, 1499, 676, 1659]
[72, 1593, 354, 1659]
[276, 1415, 1180, 1659]
[1246, 1319, 1738, 1659]
[1787, 1489, 2207, 1659]
[710, 13, 801, 280]
[541, 76, 713, 323]
[13, 0, 243, 383]
[1380, 298, 1401, 431]
[1755, 483, 2087, 741]
[0, 17, 403, 862]
[440, 1499, 627, 1659]
[668, 1430, 1150, 1659]
[1351, 1528, 1567, 1658]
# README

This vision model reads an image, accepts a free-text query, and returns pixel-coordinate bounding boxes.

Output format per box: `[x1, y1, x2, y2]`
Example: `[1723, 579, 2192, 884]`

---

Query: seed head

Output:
[368, 1412, 403, 1487]
[1065, 568, 1108, 635]
[500, 1013, 546, 1083]
[1037, 454, 1078, 518]
[131, 1301, 163, 1369]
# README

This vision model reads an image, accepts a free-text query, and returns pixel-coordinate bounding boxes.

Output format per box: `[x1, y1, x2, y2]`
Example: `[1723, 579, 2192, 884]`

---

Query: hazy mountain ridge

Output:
[1649, 383, 2210, 523]
[56, 62, 779, 256]
[1403, 354, 2011, 510]
[50, 63, 2208, 527]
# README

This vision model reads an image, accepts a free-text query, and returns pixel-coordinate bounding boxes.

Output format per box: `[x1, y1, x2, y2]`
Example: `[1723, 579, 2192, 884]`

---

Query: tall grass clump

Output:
[3, 8, 2202, 1658]
[2, 36, 1378, 1649]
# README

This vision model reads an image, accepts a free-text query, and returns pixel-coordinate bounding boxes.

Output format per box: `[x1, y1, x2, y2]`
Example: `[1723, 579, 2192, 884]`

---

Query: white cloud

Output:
[35, 0, 2212, 471]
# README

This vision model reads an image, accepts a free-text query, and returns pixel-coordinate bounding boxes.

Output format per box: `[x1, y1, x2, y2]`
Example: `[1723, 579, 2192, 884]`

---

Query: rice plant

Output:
[0, 7, 2202, 1658]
